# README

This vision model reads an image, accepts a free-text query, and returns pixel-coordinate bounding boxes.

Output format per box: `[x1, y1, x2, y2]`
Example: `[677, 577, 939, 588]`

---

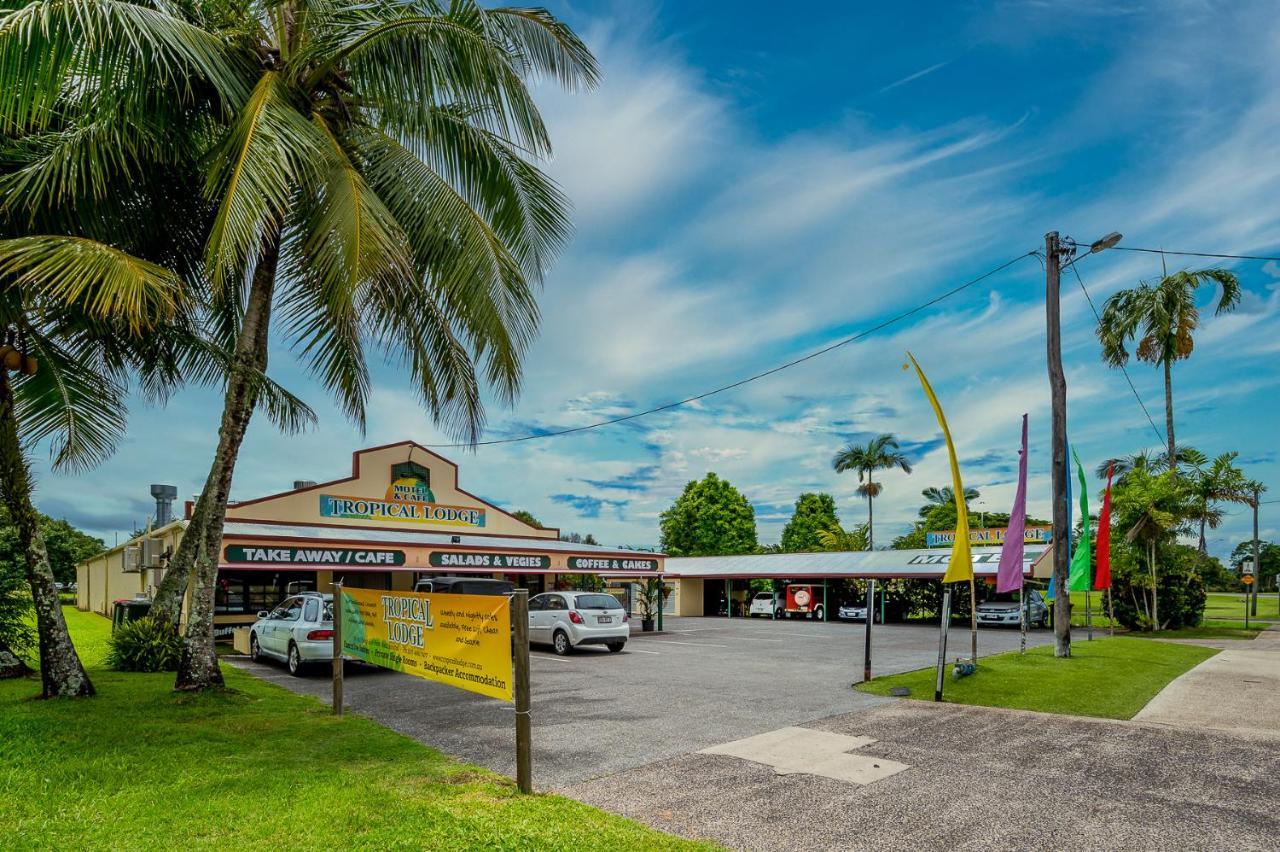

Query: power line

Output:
[1067, 260, 1168, 445]
[1113, 246, 1280, 263]
[428, 250, 1039, 448]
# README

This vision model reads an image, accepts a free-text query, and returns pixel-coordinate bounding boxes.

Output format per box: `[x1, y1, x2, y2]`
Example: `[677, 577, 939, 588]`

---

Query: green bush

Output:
[106, 617, 182, 672]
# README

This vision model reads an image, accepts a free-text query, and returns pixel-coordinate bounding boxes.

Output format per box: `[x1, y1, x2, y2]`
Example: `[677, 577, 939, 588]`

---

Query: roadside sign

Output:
[1242, 575, 1255, 586]
[338, 587, 513, 700]
[1243, 562, 1255, 575]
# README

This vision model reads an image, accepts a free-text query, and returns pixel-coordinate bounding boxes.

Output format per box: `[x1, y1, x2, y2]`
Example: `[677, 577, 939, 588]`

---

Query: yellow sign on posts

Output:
[339, 587, 513, 701]
[1242, 575, 1255, 586]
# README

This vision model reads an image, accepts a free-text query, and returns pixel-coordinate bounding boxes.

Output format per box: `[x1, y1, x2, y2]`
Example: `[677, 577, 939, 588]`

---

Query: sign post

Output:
[332, 580, 344, 716]
[934, 587, 952, 703]
[512, 590, 532, 794]
[1243, 559, 1255, 630]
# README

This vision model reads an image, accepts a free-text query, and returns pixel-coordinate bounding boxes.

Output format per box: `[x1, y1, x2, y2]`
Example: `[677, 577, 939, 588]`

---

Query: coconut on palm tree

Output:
[832, 434, 912, 550]
[1097, 268, 1241, 475]
[3, 0, 598, 691]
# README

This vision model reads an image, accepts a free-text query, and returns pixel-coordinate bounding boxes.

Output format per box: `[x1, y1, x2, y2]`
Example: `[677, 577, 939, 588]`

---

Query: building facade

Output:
[77, 441, 666, 636]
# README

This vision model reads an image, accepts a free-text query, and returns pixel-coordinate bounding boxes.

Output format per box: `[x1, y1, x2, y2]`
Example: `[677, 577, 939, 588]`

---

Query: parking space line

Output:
[532, 655, 572, 663]
[647, 640, 728, 648]
[626, 648, 661, 655]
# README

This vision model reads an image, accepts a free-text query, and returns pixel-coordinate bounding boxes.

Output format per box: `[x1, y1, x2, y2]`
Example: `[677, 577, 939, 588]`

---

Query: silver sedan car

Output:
[528, 591, 629, 655]
[249, 592, 334, 676]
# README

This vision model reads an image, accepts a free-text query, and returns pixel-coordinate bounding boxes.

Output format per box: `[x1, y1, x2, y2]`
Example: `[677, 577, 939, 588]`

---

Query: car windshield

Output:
[754, 593, 772, 600]
[574, 594, 621, 610]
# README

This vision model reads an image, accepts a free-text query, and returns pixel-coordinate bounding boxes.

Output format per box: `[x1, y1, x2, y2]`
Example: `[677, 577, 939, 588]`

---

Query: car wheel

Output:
[775, 608, 784, 619]
[287, 642, 305, 676]
[814, 605, 825, 621]
[552, 630, 571, 656]
[249, 633, 262, 663]
[607, 641, 625, 653]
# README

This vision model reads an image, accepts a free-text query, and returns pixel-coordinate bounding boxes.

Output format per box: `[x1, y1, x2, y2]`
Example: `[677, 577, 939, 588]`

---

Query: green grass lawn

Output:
[2, 608, 711, 850]
[1204, 591, 1279, 626]
[856, 636, 1216, 720]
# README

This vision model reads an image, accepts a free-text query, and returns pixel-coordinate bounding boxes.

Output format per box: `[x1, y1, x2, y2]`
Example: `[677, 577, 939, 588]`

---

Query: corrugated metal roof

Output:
[665, 546, 1047, 579]
[221, 521, 663, 558]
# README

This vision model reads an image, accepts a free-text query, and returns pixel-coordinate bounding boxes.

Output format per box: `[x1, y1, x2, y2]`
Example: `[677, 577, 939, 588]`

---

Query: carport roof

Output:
[664, 546, 1049, 580]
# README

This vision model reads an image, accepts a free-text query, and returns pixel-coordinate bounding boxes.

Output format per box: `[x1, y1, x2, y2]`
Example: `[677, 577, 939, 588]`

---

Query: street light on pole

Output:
[1045, 230, 1122, 658]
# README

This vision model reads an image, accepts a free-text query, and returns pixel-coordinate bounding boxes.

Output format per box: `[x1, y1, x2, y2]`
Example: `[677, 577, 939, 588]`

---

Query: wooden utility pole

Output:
[1045, 231, 1071, 657]
[511, 589, 533, 793]
[1252, 487, 1261, 618]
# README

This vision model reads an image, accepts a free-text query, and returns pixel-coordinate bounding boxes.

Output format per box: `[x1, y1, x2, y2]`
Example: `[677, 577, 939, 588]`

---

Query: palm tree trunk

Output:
[866, 493, 874, 551]
[1163, 359, 1176, 477]
[173, 241, 279, 691]
[1148, 541, 1159, 631]
[1198, 514, 1207, 554]
[0, 371, 93, 697]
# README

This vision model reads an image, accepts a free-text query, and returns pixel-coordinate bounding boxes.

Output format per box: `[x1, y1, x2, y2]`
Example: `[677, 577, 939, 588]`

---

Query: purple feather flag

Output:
[996, 414, 1028, 593]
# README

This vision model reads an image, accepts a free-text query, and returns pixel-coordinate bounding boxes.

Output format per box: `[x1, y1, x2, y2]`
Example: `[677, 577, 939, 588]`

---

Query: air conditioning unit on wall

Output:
[122, 545, 142, 573]
[141, 538, 164, 569]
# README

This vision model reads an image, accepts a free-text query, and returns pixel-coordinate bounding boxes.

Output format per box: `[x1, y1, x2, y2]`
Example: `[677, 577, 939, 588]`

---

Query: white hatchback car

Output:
[528, 591, 629, 655]
[249, 592, 334, 676]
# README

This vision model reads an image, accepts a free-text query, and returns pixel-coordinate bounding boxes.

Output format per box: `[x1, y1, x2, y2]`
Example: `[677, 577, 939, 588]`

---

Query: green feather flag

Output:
[1068, 448, 1093, 592]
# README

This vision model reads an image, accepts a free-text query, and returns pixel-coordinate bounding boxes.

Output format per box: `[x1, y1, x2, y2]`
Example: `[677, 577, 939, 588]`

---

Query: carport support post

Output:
[332, 580, 343, 717]
[725, 579, 731, 618]
[863, 580, 875, 682]
[935, 587, 952, 702]
[512, 589, 533, 794]
[656, 579, 664, 632]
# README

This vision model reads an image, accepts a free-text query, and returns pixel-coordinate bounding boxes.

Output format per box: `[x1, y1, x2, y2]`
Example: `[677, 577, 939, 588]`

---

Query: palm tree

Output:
[3, 0, 597, 691]
[816, 522, 869, 552]
[832, 434, 912, 550]
[0, 235, 186, 697]
[1097, 268, 1241, 475]
[1096, 445, 1204, 483]
[919, 485, 978, 518]
[1190, 452, 1250, 553]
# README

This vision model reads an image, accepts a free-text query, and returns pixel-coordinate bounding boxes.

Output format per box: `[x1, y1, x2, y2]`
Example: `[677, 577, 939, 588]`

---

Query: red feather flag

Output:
[1094, 464, 1114, 590]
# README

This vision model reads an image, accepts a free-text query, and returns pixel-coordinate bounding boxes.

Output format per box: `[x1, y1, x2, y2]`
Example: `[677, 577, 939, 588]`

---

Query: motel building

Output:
[76, 441, 667, 639]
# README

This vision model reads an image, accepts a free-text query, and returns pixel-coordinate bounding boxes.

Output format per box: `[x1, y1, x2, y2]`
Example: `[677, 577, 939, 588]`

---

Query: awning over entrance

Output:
[665, 546, 1049, 581]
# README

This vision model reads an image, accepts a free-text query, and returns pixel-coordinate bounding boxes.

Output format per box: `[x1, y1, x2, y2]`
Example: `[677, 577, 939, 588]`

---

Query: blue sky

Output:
[32, 0, 1280, 560]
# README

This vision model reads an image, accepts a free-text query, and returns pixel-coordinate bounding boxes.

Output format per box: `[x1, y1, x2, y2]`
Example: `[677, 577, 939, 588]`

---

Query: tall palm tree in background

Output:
[919, 485, 978, 517]
[3, 0, 597, 691]
[832, 434, 912, 550]
[1096, 445, 1203, 484]
[1097, 267, 1241, 476]
[816, 521, 869, 552]
[1189, 452, 1250, 554]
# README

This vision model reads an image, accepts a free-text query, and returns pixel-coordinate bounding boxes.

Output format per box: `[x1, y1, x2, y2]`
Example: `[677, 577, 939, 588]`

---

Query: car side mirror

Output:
[257, 611, 270, 619]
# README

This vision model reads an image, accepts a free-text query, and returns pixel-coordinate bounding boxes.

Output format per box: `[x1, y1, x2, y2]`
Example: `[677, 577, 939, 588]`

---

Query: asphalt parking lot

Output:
[229, 615, 1053, 787]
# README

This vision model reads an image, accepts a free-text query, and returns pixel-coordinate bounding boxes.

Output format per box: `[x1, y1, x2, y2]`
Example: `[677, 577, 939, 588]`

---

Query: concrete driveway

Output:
[566, 700, 1280, 851]
[228, 615, 1052, 787]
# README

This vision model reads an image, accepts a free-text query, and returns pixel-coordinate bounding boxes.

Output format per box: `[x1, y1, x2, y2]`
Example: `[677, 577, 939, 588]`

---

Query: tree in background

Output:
[779, 492, 840, 552]
[0, 511, 103, 587]
[1095, 445, 1202, 483]
[816, 522, 869, 552]
[5, 0, 600, 691]
[1186, 452, 1250, 553]
[659, 473, 757, 557]
[831, 433, 912, 550]
[918, 485, 978, 517]
[1108, 466, 1195, 630]
[1230, 539, 1279, 593]
[1097, 267, 1241, 475]
[511, 510, 542, 529]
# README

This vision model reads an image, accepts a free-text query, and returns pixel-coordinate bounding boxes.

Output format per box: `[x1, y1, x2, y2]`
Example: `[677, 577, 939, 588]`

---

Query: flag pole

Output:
[935, 586, 952, 702]
[1107, 588, 1115, 636]
[969, 575, 978, 661]
[1020, 589, 1028, 654]
[1086, 589, 1093, 641]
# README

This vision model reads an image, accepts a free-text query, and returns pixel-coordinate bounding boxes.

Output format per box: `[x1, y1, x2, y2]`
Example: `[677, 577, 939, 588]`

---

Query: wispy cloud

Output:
[876, 60, 951, 94]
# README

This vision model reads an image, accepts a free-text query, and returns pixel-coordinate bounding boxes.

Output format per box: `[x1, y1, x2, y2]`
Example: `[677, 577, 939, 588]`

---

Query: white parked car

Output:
[250, 592, 334, 676]
[838, 603, 879, 622]
[528, 591, 628, 655]
[748, 591, 783, 618]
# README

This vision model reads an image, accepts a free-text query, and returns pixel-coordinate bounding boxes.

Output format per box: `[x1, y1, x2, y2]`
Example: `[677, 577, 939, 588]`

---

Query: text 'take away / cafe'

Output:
[76, 441, 665, 639]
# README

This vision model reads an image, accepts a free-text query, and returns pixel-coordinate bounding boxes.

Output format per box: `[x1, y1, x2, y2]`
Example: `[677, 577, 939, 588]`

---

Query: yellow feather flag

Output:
[906, 352, 972, 584]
